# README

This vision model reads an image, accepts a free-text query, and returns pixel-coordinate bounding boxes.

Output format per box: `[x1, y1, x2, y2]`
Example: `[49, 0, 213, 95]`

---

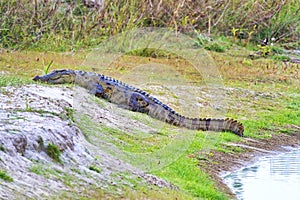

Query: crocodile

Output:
[33, 69, 244, 136]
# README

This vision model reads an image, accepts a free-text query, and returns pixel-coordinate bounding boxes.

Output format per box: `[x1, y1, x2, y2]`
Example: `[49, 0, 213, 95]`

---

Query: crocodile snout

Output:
[32, 75, 41, 81]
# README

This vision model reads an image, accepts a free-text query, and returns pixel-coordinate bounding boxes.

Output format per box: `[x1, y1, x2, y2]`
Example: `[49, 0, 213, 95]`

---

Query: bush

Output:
[46, 143, 62, 163]
[89, 165, 102, 173]
[271, 55, 291, 61]
[204, 42, 226, 52]
[0, 170, 13, 182]
[0, 0, 299, 51]
[271, 45, 285, 54]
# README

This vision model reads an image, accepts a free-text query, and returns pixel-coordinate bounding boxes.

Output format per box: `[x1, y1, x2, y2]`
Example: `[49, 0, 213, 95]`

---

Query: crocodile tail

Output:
[181, 117, 244, 136]
[145, 96, 244, 136]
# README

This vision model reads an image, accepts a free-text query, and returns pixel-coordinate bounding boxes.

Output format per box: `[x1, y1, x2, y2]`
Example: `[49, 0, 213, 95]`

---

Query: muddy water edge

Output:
[223, 147, 300, 200]
[198, 133, 300, 199]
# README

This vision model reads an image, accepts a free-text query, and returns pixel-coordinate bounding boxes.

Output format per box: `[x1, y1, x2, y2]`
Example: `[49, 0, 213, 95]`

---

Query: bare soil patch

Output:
[0, 85, 176, 199]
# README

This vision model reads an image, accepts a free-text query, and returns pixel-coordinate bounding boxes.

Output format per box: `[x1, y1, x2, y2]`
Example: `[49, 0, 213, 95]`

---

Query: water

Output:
[223, 148, 300, 200]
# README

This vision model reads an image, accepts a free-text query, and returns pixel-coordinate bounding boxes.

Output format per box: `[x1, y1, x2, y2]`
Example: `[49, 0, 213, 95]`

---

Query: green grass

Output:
[41, 59, 53, 75]
[64, 107, 75, 123]
[155, 155, 228, 199]
[72, 61, 300, 199]
[73, 59, 299, 199]
[30, 164, 62, 178]
[151, 131, 243, 199]
[46, 143, 62, 164]
[270, 54, 291, 61]
[1, 1, 299, 51]
[126, 48, 180, 58]
[0, 144, 6, 152]
[0, 170, 13, 182]
[89, 166, 102, 174]
[204, 42, 227, 52]
[240, 94, 300, 138]
[0, 75, 31, 87]
[194, 35, 229, 53]
[30, 164, 75, 187]
[0, 40, 299, 199]
[76, 107, 240, 199]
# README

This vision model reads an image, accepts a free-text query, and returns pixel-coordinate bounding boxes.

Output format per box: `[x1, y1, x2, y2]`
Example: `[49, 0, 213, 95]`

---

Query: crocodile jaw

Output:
[33, 69, 75, 84]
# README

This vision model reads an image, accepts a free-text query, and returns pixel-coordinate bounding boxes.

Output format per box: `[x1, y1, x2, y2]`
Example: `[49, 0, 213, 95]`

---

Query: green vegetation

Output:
[70, 168, 82, 175]
[30, 164, 62, 178]
[73, 47, 299, 199]
[156, 157, 227, 199]
[126, 48, 179, 58]
[0, 170, 13, 182]
[0, 75, 31, 87]
[122, 187, 194, 200]
[110, 172, 195, 200]
[76, 103, 242, 199]
[204, 42, 226, 52]
[0, 1, 299, 199]
[243, 96, 300, 138]
[89, 166, 102, 174]
[64, 107, 75, 123]
[0, 144, 6, 152]
[77, 111, 181, 154]
[271, 54, 291, 61]
[41, 59, 53, 75]
[46, 143, 62, 164]
[195, 35, 229, 52]
[0, 1, 299, 51]
[30, 164, 74, 187]
[1, 48, 299, 199]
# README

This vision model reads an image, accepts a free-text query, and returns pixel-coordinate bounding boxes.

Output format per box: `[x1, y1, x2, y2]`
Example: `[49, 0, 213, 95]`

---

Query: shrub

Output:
[0, 0, 298, 51]
[204, 42, 226, 52]
[89, 165, 102, 173]
[0, 170, 13, 182]
[46, 143, 62, 163]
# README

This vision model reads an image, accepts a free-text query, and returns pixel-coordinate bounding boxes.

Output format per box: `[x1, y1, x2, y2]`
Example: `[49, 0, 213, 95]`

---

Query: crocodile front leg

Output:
[89, 84, 105, 97]
[129, 92, 150, 113]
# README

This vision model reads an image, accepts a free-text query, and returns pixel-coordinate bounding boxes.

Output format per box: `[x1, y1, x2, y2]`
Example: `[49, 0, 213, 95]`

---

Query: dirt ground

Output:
[198, 130, 300, 198]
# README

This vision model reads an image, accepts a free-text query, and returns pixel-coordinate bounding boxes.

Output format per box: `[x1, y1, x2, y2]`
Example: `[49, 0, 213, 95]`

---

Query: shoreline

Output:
[1, 83, 299, 199]
[198, 132, 300, 198]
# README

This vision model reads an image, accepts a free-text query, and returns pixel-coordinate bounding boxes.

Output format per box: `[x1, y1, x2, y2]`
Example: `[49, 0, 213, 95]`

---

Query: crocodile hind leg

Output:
[129, 92, 150, 113]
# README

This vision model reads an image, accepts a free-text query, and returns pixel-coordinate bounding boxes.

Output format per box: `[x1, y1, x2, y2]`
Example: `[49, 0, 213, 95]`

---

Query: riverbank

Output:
[1, 49, 299, 199]
[1, 83, 298, 199]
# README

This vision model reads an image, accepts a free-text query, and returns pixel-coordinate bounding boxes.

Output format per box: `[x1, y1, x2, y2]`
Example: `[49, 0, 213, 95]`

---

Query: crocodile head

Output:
[33, 69, 75, 84]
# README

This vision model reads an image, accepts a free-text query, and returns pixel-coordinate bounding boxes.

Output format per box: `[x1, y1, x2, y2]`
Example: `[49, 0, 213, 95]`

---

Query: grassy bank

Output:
[1, 1, 299, 198]
[1, 44, 299, 199]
